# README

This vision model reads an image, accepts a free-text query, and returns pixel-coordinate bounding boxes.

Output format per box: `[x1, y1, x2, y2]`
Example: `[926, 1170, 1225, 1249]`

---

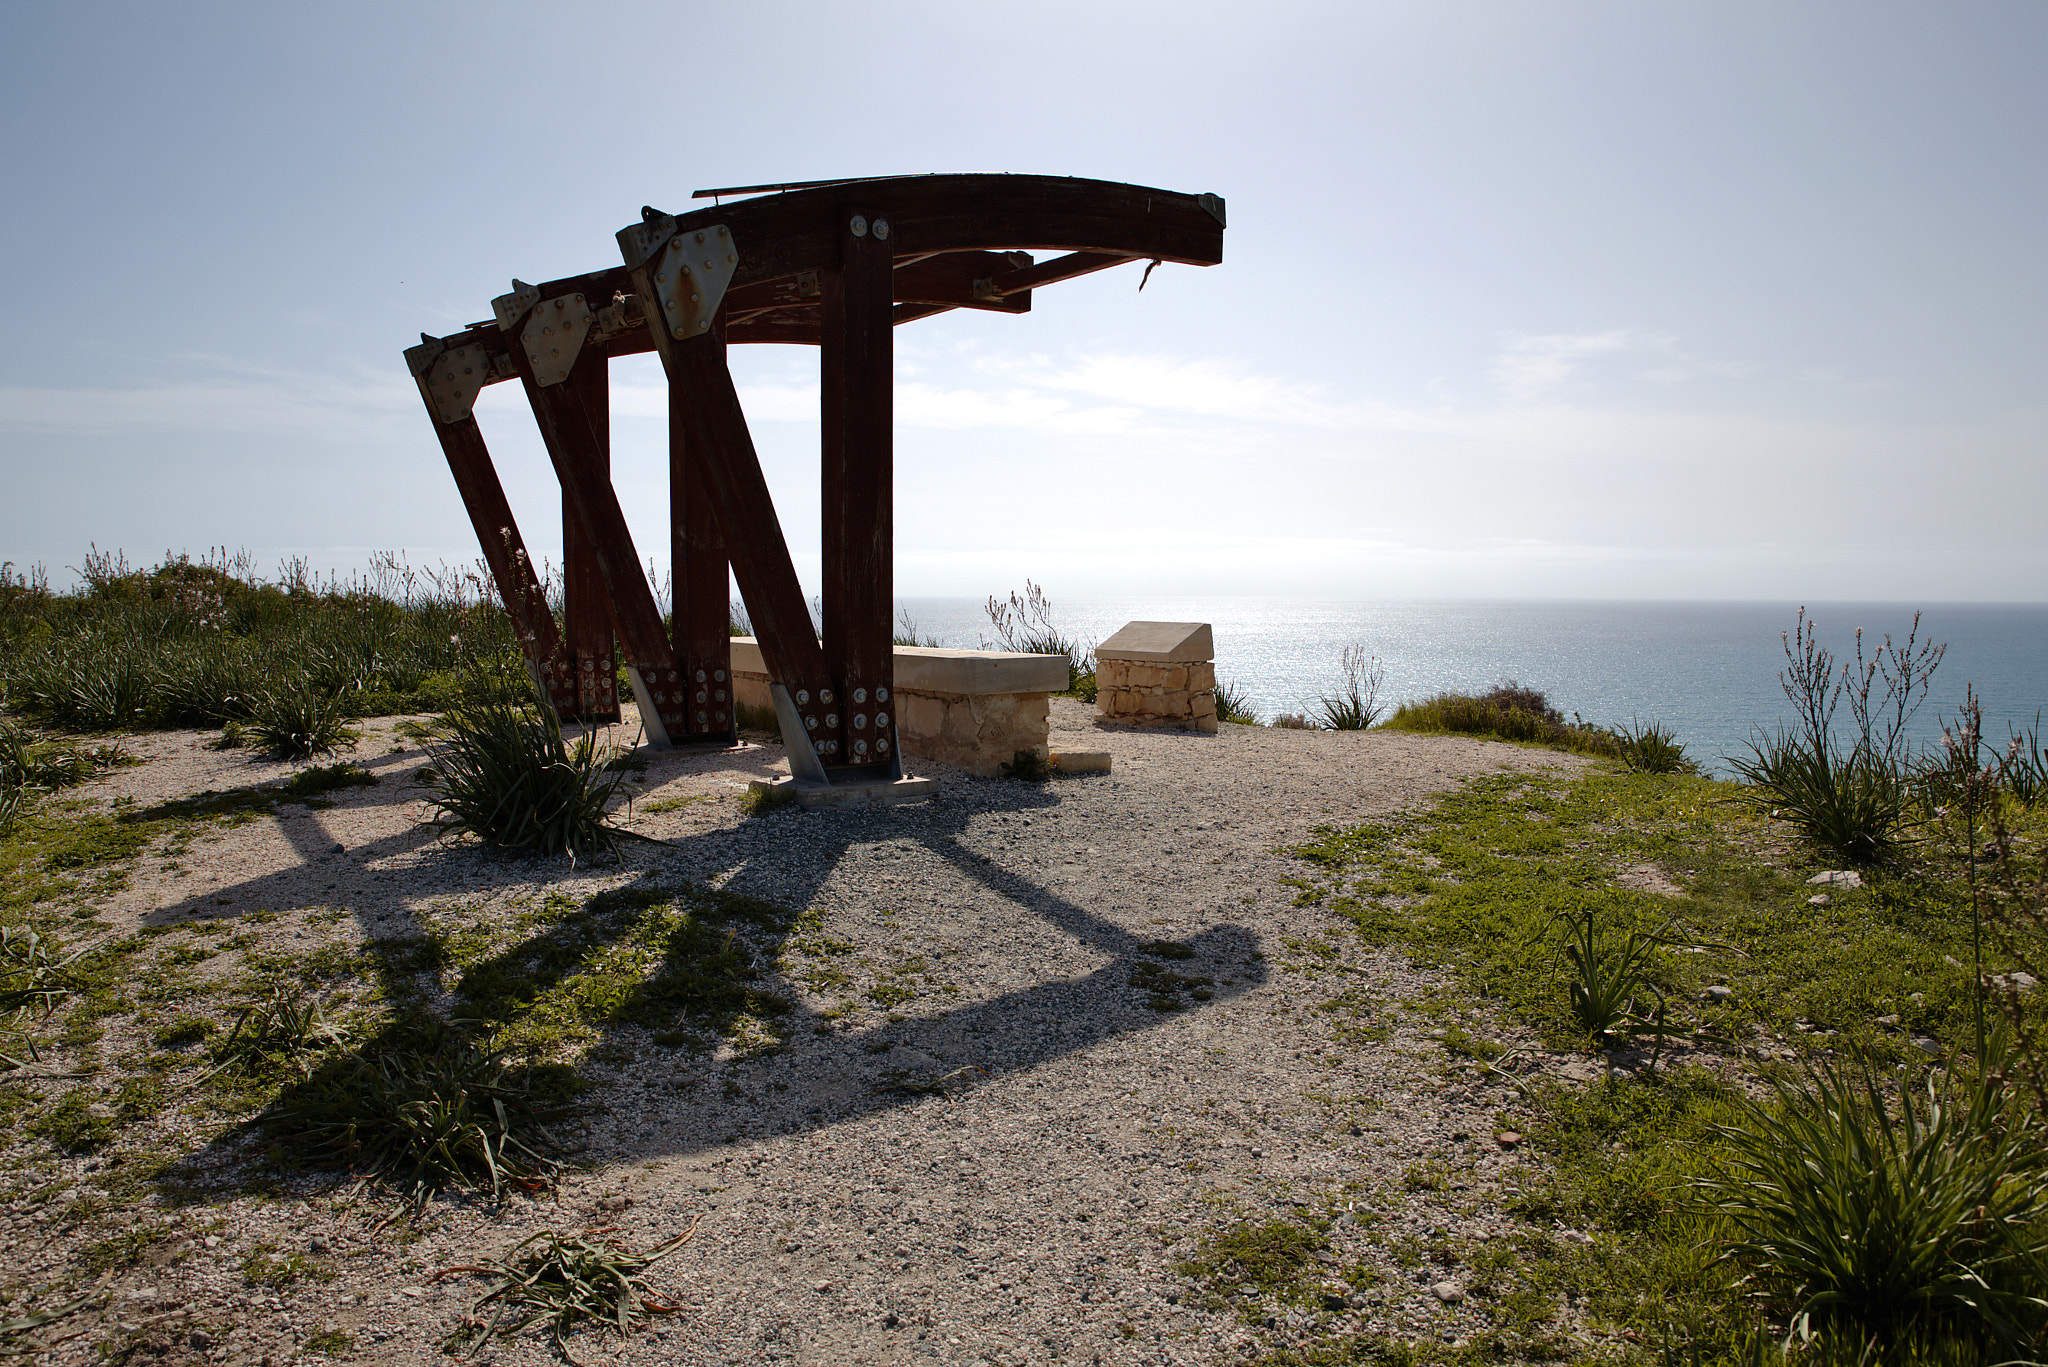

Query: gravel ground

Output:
[10, 699, 1604, 1367]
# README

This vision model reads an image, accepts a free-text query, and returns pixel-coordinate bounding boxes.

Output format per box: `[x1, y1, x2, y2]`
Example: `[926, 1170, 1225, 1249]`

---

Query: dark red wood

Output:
[563, 358, 621, 723]
[981, 250, 1135, 298]
[820, 206, 896, 774]
[515, 338, 692, 742]
[413, 408, 576, 714]
[670, 339, 737, 744]
[643, 318, 832, 731]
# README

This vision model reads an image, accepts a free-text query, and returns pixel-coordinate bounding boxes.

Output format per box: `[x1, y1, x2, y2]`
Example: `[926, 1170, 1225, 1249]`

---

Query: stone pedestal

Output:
[1095, 621, 1217, 733]
[728, 639, 1067, 778]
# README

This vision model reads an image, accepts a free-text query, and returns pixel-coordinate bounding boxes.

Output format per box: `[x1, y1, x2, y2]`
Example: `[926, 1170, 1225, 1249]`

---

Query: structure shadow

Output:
[158, 774, 1271, 1197]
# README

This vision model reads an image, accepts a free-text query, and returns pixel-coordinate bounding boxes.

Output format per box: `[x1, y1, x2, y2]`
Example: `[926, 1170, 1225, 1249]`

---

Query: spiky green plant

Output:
[1615, 719, 1695, 775]
[246, 675, 356, 759]
[1548, 904, 1684, 1052]
[199, 988, 350, 1083]
[421, 682, 631, 859]
[1700, 1046, 2048, 1358]
[1313, 644, 1384, 730]
[1215, 679, 1260, 726]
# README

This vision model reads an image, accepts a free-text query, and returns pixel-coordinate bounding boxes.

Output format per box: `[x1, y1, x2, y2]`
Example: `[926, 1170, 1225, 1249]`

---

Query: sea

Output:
[891, 598, 2048, 777]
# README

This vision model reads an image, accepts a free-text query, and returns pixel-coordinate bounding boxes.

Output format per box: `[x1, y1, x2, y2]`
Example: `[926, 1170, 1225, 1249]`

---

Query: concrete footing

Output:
[748, 775, 938, 809]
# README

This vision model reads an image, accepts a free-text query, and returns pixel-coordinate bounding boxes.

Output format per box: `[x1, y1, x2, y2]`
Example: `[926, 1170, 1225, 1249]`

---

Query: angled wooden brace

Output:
[402, 333, 578, 714]
[490, 281, 710, 749]
[619, 216, 859, 782]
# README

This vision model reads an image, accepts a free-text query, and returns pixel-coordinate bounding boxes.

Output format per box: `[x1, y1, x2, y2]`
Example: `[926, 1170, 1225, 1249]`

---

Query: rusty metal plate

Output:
[520, 293, 593, 387]
[654, 225, 737, 339]
[418, 342, 496, 425]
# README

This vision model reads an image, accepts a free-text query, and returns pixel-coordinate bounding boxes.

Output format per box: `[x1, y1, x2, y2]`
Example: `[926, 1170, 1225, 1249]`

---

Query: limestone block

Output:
[902, 691, 946, 742]
[1189, 662, 1216, 692]
[1096, 621, 1214, 664]
[1190, 691, 1218, 718]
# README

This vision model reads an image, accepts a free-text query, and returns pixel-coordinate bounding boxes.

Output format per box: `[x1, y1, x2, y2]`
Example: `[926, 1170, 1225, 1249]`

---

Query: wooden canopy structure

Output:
[404, 173, 1225, 791]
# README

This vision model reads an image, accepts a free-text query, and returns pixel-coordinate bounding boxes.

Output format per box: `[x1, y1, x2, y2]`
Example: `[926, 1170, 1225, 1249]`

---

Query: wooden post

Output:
[670, 345, 737, 744]
[516, 342, 689, 746]
[563, 357, 620, 723]
[653, 325, 840, 764]
[820, 207, 898, 775]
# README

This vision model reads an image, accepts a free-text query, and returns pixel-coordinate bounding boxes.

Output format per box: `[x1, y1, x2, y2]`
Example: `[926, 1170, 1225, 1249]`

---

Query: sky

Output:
[1, 1, 2042, 603]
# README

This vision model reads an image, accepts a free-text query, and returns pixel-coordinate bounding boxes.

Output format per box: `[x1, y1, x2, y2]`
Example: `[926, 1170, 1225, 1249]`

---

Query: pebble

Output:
[1807, 870, 1864, 888]
[1495, 1132, 1522, 1149]
[1703, 985, 1734, 1004]
[1430, 1281, 1464, 1304]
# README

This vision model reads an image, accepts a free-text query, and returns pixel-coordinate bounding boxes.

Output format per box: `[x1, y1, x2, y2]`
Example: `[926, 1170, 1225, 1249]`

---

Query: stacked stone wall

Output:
[729, 654, 1052, 778]
[1096, 658, 1218, 733]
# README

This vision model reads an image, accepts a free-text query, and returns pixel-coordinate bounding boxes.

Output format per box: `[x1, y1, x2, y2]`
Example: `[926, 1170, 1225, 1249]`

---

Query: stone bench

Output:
[728, 638, 1068, 778]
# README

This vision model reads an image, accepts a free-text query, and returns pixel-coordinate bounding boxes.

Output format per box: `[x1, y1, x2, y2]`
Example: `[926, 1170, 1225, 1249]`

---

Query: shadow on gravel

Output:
[157, 774, 1269, 1200]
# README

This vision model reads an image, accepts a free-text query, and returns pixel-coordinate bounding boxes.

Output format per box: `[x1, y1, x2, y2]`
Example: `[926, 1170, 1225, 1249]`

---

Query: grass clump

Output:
[1729, 608, 1944, 865]
[246, 675, 357, 759]
[1312, 645, 1385, 730]
[421, 676, 631, 859]
[1702, 1044, 2048, 1359]
[268, 1019, 584, 1201]
[442, 1225, 696, 1359]
[200, 987, 349, 1083]
[1215, 679, 1260, 726]
[1, 548, 520, 734]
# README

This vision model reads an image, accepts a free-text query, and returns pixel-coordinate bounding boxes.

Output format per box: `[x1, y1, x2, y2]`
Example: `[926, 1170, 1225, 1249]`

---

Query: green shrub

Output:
[246, 676, 357, 760]
[421, 682, 631, 859]
[1700, 1048, 2048, 1358]
[1381, 681, 1623, 758]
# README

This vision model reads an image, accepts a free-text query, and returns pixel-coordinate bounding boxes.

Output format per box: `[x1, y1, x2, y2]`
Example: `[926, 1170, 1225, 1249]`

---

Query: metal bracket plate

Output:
[653, 225, 737, 339]
[416, 342, 497, 425]
[520, 293, 593, 387]
[617, 211, 677, 272]
[770, 682, 830, 785]
[490, 279, 540, 332]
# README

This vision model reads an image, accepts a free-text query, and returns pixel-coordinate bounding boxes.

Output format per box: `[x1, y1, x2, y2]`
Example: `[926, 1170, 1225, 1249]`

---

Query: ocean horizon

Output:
[891, 597, 2048, 777]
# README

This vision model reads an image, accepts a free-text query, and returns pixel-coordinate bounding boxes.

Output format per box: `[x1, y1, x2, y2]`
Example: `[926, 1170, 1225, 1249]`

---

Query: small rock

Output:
[1703, 985, 1734, 1005]
[329, 842, 345, 854]
[1346, 1292, 1372, 1309]
[1991, 972, 2040, 993]
[813, 1281, 834, 1294]
[308, 1237, 330, 1255]
[1496, 1132, 1522, 1149]
[1913, 1037, 1943, 1057]
[1875, 1014, 1901, 1026]
[1807, 870, 1863, 888]
[1430, 1281, 1464, 1304]
[1807, 894, 1831, 906]
[187, 1331, 214, 1351]
[1321, 1291, 1350, 1311]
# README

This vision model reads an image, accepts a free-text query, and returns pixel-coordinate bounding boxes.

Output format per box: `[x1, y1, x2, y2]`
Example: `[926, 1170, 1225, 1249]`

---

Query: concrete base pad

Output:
[749, 774, 938, 809]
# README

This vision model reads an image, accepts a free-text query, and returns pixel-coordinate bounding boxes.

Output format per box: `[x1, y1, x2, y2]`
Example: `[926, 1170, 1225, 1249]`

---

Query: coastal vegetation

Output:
[2, 553, 2044, 1362]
